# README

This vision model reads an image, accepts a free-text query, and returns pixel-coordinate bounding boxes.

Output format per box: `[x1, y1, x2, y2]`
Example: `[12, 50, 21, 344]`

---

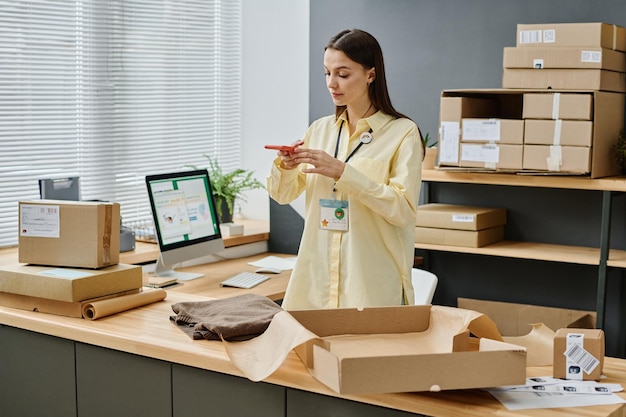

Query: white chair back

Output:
[411, 268, 438, 305]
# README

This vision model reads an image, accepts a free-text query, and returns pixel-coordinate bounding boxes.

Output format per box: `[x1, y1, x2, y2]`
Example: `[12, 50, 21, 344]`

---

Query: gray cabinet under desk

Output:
[0, 324, 417, 417]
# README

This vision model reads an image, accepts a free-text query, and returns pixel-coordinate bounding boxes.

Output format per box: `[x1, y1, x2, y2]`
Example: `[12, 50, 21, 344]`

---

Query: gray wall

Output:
[309, 0, 626, 139]
[306, 0, 626, 357]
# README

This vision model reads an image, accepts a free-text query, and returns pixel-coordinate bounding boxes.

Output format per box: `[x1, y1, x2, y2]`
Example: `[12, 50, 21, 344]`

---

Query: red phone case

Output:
[264, 145, 296, 152]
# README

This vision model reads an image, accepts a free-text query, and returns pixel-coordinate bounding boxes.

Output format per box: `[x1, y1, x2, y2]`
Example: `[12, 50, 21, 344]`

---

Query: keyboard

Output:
[220, 272, 271, 289]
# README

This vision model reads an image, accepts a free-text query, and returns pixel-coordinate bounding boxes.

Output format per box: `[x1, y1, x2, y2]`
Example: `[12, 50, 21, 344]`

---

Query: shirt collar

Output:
[337, 110, 393, 133]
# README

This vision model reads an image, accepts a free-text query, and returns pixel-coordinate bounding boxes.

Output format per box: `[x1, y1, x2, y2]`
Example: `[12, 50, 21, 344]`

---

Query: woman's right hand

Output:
[278, 140, 304, 170]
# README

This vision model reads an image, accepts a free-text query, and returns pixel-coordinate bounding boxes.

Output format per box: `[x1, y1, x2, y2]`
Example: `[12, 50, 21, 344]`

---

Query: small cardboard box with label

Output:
[554, 328, 605, 381]
[18, 200, 120, 268]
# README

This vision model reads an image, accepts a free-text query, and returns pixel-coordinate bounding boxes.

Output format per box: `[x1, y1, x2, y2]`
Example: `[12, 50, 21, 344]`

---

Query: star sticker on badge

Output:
[321, 219, 328, 227]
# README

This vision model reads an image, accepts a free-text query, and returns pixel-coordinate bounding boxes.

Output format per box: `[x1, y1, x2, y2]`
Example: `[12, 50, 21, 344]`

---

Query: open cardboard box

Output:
[458, 298, 596, 367]
[288, 305, 527, 395]
[438, 89, 625, 178]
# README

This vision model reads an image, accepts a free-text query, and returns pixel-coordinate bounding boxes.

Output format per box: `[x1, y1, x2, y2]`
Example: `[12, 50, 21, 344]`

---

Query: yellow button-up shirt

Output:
[267, 111, 422, 309]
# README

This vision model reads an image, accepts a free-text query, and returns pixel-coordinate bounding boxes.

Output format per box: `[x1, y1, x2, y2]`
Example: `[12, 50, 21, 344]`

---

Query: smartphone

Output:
[264, 145, 296, 153]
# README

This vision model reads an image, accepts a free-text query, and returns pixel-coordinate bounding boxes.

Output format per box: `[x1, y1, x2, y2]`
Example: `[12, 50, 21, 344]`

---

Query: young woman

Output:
[267, 29, 424, 309]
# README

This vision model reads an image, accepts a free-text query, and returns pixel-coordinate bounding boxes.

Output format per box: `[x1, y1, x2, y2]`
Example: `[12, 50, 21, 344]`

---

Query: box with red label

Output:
[19, 200, 120, 268]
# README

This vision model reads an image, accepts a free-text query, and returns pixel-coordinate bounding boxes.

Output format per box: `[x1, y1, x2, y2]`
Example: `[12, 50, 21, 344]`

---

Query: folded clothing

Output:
[170, 293, 283, 341]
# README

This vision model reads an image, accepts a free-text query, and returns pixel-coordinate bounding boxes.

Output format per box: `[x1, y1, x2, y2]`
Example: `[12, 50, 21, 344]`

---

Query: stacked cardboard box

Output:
[438, 88, 624, 177]
[415, 203, 506, 248]
[439, 92, 525, 171]
[503, 23, 626, 92]
[503, 23, 626, 175]
[0, 200, 143, 317]
[437, 22, 626, 177]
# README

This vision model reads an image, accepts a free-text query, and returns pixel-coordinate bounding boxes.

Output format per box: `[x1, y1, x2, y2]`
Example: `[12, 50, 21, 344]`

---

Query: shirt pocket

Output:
[349, 158, 388, 184]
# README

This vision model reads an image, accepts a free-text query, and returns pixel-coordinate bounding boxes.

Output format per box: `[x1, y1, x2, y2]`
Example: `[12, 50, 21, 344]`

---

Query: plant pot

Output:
[216, 197, 234, 224]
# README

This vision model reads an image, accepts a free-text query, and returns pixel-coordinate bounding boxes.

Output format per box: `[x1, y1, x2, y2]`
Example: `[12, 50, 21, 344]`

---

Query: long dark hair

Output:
[325, 29, 408, 121]
[325, 29, 424, 156]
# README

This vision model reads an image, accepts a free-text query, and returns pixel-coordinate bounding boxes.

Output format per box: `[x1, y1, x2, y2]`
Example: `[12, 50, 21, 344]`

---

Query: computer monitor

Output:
[145, 169, 225, 280]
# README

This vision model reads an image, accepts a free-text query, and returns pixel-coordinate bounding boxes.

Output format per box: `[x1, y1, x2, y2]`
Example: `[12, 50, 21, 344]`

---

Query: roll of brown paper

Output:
[82, 288, 167, 320]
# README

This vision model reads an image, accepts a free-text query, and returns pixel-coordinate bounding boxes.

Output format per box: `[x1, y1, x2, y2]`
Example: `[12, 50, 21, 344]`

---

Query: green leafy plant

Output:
[613, 131, 626, 174]
[186, 154, 265, 221]
[424, 132, 437, 148]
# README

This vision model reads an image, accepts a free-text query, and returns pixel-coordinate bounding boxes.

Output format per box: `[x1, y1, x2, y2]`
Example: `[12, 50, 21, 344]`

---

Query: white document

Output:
[462, 119, 500, 142]
[20, 204, 60, 238]
[439, 122, 460, 164]
[487, 377, 625, 410]
[461, 143, 500, 163]
[248, 256, 297, 271]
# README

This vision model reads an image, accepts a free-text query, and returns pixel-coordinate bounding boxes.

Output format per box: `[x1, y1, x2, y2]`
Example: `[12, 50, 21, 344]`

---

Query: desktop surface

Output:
[148, 252, 291, 301]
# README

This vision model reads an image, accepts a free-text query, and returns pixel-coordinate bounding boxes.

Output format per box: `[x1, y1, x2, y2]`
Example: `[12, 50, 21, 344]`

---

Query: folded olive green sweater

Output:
[170, 293, 282, 341]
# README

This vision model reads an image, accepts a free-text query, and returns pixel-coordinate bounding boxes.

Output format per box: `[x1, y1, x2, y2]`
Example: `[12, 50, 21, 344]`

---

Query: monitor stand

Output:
[153, 255, 204, 281]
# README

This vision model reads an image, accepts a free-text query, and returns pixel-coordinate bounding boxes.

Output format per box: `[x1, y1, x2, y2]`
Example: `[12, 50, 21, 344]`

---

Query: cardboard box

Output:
[503, 46, 626, 72]
[461, 118, 524, 144]
[416, 203, 506, 230]
[527, 68, 625, 93]
[19, 200, 120, 269]
[516, 22, 626, 52]
[0, 263, 142, 302]
[502, 68, 626, 93]
[524, 119, 594, 147]
[439, 91, 524, 167]
[457, 298, 596, 337]
[522, 92, 593, 120]
[440, 89, 625, 178]
[460, 143, 523, 171]
[0, 288, 140, 318]
[415, 225, 504, 248]
[289, 305, 526, 394]
[523, 144, 591, 174]
[440, 96, 498, 122]
[553, 328, 604, 381]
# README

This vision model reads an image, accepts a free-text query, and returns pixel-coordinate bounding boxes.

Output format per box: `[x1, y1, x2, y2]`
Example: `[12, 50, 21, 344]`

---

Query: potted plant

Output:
[613, 131, 626, 175]
[186, 154, 265, 223]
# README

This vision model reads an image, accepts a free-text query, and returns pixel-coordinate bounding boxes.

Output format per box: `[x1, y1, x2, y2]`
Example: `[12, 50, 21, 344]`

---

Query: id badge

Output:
[319, 199, 349, 231]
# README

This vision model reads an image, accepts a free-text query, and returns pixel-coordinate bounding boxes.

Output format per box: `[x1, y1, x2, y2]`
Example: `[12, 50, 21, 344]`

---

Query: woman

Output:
[267, 29, 424, 309]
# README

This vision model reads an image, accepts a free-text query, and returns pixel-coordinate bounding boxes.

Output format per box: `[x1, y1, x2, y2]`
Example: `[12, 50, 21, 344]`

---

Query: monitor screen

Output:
[145, 169, 224, 280]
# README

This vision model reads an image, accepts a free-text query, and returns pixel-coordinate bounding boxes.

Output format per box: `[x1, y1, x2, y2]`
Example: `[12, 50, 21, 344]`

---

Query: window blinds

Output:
[0, 0, 241, 248]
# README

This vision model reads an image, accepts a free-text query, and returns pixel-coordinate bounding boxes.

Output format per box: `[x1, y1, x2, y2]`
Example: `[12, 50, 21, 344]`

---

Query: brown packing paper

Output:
[223, 311, 320, 381]
[503, 323, 556, 367]
[0, 288, 141, 318]
[82, 288, 167, 320]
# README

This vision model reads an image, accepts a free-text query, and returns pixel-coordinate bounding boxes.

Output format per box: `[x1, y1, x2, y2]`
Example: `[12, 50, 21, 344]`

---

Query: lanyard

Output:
[333, 120, 373, 163]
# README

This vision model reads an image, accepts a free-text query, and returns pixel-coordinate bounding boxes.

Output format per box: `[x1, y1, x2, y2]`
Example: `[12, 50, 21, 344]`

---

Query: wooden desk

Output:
[154, 252, 292, 301]
[2, 287, 626, 417]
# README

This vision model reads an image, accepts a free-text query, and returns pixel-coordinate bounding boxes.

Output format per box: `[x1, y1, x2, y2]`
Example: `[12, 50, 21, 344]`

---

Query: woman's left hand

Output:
[293, 148, 345, 180]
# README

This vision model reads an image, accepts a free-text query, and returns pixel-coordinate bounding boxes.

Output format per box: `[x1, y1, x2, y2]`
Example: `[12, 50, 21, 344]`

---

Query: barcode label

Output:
[543, 29, 556, 43]
[581, 50, 602, 63]
[565, 336, 600, 375]
[519, 30, 542, 44]
[452, 214, 475, 223]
